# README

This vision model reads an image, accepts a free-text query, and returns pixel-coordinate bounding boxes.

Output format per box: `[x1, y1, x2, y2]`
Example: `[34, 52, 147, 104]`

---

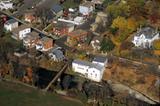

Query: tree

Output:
[35, 7, 51, 27]
[127, 0, 145, 15]
[0, 18, 4, 37]
[100, 37, 115, 53]
[111, 16, 127, 31]
[62, 75, 72, 90]
[127, 18, 138, 32]
[106, 2, 130, 18]
[153, 40, 160, 50]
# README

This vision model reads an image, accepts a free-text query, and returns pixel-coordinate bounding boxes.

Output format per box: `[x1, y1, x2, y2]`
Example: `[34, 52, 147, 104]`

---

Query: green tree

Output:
[100, 38, 115, 53]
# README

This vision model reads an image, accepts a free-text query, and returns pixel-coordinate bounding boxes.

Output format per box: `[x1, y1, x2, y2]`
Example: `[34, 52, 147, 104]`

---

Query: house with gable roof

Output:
[72, 56, 107, 82]
[132, 27, 159, 48]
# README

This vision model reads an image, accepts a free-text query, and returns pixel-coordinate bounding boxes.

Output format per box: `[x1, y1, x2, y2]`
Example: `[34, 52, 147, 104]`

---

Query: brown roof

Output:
[53, 22, 74, 29]
[80, 1, 94, 7]
[40, 37, 53, 43]
[23, 31, 40, 41]
[68, 29, 87, 37]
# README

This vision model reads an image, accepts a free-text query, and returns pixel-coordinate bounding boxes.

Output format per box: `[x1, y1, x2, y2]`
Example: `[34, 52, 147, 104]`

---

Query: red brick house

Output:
[36, 37, 54, 51]
[67, 29, 88, 45]
[52, 22, 74, 36]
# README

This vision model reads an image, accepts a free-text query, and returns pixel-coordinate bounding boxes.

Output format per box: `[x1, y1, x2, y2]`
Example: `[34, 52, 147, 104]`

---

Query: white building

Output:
[4, 19, 18, 31]
[0, 0, 13, 10]
[72, 56, 107, 82]
[79, 1, 94, 15]
[12, 25, 31, 40]
[58, 16, 85, 25]
[132, 27, 159, 48]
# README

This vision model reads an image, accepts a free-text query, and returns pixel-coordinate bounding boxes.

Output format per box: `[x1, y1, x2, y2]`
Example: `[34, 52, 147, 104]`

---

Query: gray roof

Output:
[5, 19, 18, 25]
[136, 27, 159, 39]
[92, 56, 107, 63]
[52, 49, 64, 58]
[73, 60, 91, 67]
[51, 4, 63, 13]
[73, 60, 103, 71]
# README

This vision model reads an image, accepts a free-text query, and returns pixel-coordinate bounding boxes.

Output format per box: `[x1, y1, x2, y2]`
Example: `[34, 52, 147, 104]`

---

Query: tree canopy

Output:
[100, 38, 115, 53]
[153, 40, 160, 50]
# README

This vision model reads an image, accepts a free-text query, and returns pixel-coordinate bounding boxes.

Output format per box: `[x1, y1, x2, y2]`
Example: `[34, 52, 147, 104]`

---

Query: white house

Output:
[79, 1, 94, 15]
[132, 27, 159, 48]
[4, 19, 18, 31]
[72, 56, 107, 82]
[12, 25, 31, 40]
[0, 0, 13, 10]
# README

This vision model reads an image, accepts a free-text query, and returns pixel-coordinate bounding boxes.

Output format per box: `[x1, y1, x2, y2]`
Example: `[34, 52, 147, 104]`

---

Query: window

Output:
[77, 67, 84, 70]
[95, 74, 97, 78]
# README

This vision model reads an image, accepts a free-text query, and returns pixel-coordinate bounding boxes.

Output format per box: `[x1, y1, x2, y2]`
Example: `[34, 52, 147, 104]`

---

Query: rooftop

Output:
[12, 25, 30, 34]
[23, 31, 40, 41]
[80, 1, 94, 7]
[136, 27, 159, 39]
[40, 37, 53, 42]
[92, 0, 104, 4]
[5, 19, 18, 25]
[68, 29, 87, 36]
[92, 56, 107, 63]
[53, 22, 74, 29]
[51, 4, 63, 13]
[73, 59, 103, 71]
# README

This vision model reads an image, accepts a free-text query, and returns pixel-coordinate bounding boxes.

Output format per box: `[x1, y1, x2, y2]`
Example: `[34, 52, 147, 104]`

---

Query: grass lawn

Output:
[0, 81, 83, 106]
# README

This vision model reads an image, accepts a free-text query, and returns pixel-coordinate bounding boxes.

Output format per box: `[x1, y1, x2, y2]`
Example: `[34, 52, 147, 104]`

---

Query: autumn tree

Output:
[111, 16, 138, 42]
[153, 40, 160, 50]
[111, 16, 127, 31]
[127, 0, 145, 15]
[112, 16, 138, 32]
[106, 2, 130, 18]
[127, 18, 138, 32]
